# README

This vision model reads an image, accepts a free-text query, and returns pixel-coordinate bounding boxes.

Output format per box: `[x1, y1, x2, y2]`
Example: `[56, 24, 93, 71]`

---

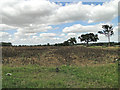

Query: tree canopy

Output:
[98, 25, 114, 46]
[78, 33, 99, 46]
[67, 37, 77, 45]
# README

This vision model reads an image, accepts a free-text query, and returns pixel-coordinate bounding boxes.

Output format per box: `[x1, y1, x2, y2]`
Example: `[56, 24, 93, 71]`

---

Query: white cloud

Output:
[40, 33, 56, 37]
[0, 32, 11, 38]
[63, 24, 103, 33]
[1, 0, 59, 26]
[0, 24, 18, 31]
[67, 33, 76, 38]
[0, 0, 118, 27]
[0, 32, 12, 41]
[118, 1, 120, 15]
[60, 33, 65, 37]
[50, 0, 118, 24]
[0, 0, 118, 44]
[18, 24, 53, 33]
[87, 0, 118, 23]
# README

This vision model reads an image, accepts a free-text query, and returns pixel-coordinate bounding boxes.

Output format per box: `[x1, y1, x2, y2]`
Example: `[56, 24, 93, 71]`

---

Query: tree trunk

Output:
[86, 41, 89, 47]
[108, 34, 110, 46]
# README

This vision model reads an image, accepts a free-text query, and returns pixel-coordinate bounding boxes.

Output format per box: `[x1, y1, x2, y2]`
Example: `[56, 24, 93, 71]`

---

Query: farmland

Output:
[2, 46, 119, 88]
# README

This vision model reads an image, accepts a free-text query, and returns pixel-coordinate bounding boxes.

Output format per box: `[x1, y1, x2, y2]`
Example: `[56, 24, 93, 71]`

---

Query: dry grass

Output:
[2, 46, 119, 66]
[2, 46, 119, 88]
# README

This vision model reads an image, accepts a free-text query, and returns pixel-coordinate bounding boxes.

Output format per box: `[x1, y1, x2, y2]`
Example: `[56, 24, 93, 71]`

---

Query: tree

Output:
[63, 41, 69, 46]
[78, 33, 99, 46]
[0, 42, 12, 46]
[98, 25, 114, 46]
[47, 43, 50, 46]
[62, 37, 77, 46]
[67, 37, 77, 45]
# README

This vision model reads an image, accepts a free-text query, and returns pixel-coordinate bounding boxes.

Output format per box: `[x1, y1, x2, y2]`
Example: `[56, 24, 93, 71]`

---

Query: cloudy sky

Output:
[0, 0, 119, 45]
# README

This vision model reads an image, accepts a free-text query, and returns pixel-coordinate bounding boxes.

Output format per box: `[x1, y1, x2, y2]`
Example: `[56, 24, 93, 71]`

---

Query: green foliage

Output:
[67, 37, 77, 45]
[0, 42, 12, 46]
[98, 25, 114, 46]
[63, 41, 70, 46]
[78, 33, 99, 46]
[62, 37, 77, 46]
[98, 25, 114, 36]
[47, 43, 50, 46]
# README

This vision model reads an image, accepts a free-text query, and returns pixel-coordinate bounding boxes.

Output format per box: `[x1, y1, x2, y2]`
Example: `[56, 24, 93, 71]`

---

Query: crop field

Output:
[2, 46, 119, 88]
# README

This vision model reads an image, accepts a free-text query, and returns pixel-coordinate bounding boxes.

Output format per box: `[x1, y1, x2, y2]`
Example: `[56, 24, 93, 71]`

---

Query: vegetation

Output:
[0, 42, 12, 46]
[2, 46, 119, 88]
[78, 33, 99, 46]
[2, 46, 119, 66]
[62, 37, 77, 46]
[98, 25, 114, 46]
[67, 37, 77, 45]
[1, 24, 119, 88]
[0, 25, 116, 47]
[2, 63, 118, 88]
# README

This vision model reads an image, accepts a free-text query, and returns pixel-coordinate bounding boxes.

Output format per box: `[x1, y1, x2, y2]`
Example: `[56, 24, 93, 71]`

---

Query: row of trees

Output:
[0, 42, 12, 46]
[1, 25, 114, 47]
[57, 25, 114, 47]
[57, 33, 98, 47]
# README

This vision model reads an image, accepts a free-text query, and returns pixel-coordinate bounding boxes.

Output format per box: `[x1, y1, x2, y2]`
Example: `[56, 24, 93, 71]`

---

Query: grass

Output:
[2, 46, 119, 66]
[88, 46, 119, 50]
[2, 63, 118, 88]
[2, 46, 119, 88]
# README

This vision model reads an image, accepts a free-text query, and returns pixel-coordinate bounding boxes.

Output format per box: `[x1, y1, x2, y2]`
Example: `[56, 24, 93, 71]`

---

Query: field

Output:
[2, 46, 119, 88]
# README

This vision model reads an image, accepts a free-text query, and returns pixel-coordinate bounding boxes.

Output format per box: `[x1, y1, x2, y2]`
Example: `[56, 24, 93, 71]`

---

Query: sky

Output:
[0, 0, 119, 45]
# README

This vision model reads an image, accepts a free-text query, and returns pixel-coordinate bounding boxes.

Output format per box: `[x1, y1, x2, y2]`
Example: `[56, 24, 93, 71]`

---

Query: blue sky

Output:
[0, 0, 118, 45]
[49, 0, 111, 2]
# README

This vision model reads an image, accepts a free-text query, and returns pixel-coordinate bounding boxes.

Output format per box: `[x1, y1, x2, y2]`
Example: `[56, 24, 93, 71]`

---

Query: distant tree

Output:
[78, 33, 99, 46]
[47, 43, 50, 46]
[38, 44, 41, 46]
[98, 25, 114, 46]
[19, 45, 22, 47]
[0, 42, 12, 46]
[67, 37, 77, 45]
[63, 41, 69, 46]
[62, 37, 77, 46]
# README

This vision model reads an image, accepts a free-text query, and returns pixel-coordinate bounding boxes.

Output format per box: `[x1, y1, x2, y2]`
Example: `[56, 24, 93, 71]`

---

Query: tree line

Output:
[1, 25, 118, 47]
[0, 42, 12, 46]
[54, 24, 115, 47]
